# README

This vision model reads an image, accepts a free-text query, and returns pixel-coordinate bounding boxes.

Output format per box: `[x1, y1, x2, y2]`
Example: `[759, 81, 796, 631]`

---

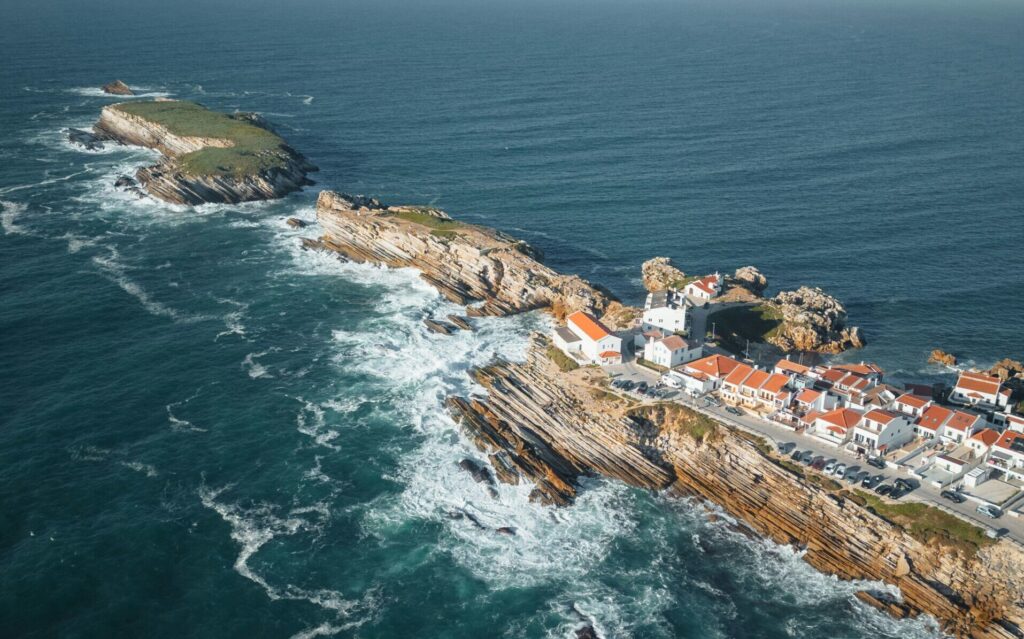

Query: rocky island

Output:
[306, 190, 1024, 638]
[84, 100, 316, 204]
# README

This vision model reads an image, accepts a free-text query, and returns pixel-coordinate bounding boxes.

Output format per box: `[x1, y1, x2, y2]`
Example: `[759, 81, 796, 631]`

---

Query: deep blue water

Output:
[1, 0, 1022, 637]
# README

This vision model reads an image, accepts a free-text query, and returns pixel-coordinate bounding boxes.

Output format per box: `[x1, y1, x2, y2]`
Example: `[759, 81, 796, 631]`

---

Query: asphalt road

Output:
[607, 362, 1024, 545]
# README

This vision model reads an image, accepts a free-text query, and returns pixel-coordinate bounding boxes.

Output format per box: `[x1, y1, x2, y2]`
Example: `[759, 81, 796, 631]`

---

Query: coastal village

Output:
[551, 273, 1024, 522]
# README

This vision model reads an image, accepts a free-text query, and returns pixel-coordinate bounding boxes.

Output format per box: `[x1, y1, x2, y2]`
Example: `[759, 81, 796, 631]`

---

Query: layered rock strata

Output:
[315, 191, 611, 318]
[93, 102, 316, 205]
[449, 337, 1024, 638]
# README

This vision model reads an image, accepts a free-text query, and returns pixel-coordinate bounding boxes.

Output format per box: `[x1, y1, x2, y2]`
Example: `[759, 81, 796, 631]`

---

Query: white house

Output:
[1007, 414, 1024, 433]
[988, 430, 1024, 481]
[914, 405, 951, 440]
[851, 409, 914, 454]
[967, 428, 1001, 458]
[644, 334, 702, 369]
[641, 289, 690, 335]
[893, 393, 931, 418]
[793, 388, 838, 414]
[811, 408, 862, 446]
[950, 371, 1011, 412]
[939, 410, 985, 445]
[683, 273, 723, 301]
[563, 311, 622, 365]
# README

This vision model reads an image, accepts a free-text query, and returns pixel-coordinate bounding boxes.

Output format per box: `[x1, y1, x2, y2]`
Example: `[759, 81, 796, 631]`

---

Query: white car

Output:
[660, 374, 682, 389]
[977, 504, 1002, 519]
[832, 463, 847, 477]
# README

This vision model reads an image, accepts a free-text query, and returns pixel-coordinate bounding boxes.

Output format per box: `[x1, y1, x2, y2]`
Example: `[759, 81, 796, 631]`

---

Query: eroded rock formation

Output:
[315, 191, 611, 318]
[770, 286, 865, 354]
[101, 80, 134, 96]
[929, 349, 958, 367]
[448, 337, 1024, 638]
[641, 257, 688, 292]
[92, 102, 316, 205]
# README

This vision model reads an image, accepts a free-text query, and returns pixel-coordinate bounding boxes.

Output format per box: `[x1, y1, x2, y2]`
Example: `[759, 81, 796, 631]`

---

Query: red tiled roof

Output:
[834, 362, 884, 376]
[945, 411, 979, 432]
[819, 368, 846, 384]
[567, 311, 612, 342]
[775, 359, 810, 375]
[915, 405, 952, 431]
[742, 369, 770, 391]
[724, 363, 756, 386]
[864, 409, 901, 425]
[970, 428, 1000, 447]
[955, 371, 1002, 396]
[995, 430, 1024, 453]
[817, 408, 862, 429]
[599, 350, 621, 359]
[658, 335, 689, 351]
[796, 389, 821, 404]
[760, 373, 790, 395]
[896, 393, 930, 409]
[685, 354, 741, 379]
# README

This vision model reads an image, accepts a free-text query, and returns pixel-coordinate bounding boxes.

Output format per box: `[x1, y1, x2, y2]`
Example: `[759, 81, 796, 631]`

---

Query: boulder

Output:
[575, 625, 600, 639]
[770, 287, 864, 354]
[732, 266, 768, 294]
[447, 315, 473, 331]
[928, 349, 957, 367]
[424, 319, 456, 335]
[988, 358, 1024, 382]
[641, 257, 688, 292]
[494, 526, 516, 536]
[458, 458, 495, 485]
[286, 217, 307, 228]
[101, 80, 134, 96]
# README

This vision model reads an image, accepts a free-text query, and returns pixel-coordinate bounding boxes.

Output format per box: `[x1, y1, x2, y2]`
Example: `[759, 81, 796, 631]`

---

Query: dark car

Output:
[941, 490, 967, 504]
[778, 442, 797, 455]
[861, 474, 885, 489]
[790, 448, 804, 461]
[893, 478, 914, 493]
[621, 381, 635, 391]
[810, 456, 826, 470]
[874, 484, 893, 496]
[843, 465, 862, 482]
[726, 406, 743, 416]
[636, 382, 648, 392]
[866, 456, 887, 469]
[800, 451, 816, 465]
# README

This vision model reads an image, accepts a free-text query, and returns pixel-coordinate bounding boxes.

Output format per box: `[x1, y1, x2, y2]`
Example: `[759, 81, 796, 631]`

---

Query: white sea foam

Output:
[119, 461, 159, 477]
[167, 389, 208, 433]
[1, 200, 27, 235]
[242, 350, 274, 379]
[92, 246, 216, 323]
[67, 86, 171, 99]
[295, 400, 341, 450]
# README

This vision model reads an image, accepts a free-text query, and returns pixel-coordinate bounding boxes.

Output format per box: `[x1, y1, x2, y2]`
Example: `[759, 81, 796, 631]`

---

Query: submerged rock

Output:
[447, 315, 473, 331]
[424, 319, 456, 335]
[286, 217, 307, 228]
[458, 458, 495, 485]
[575, 625, 600, 639]
[67, 127, 106, 151]
[101, 80, 134, 96]
[494, 526, 516, 537]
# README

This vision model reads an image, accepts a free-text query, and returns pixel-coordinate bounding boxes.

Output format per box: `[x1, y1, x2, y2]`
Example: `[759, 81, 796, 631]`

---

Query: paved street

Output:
[606, 362, 1024, 546]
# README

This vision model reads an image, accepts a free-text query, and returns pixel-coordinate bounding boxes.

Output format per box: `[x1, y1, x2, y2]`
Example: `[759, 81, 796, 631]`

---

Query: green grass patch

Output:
[389, 209, 467, 233]
[709, 303, 783, 354]
[111, 101, 292, 178]
[546, 346, 579, 373]
[630, 403, 719, 443]
[855, 490, 995, 557]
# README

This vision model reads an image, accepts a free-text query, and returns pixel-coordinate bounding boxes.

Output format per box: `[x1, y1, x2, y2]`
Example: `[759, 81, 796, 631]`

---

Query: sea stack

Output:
[101, 80, 134, 96]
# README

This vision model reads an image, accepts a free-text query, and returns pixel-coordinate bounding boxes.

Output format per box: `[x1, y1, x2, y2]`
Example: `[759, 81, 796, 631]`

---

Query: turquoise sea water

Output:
[1, 1, 1022, 637]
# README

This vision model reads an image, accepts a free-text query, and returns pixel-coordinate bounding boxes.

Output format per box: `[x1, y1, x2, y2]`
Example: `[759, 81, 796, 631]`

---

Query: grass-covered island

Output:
[91, 100, 316, 205]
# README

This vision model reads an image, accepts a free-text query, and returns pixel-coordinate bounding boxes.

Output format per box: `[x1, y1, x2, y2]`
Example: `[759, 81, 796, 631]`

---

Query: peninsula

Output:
[84, 100, 316, 205]
[309, 191, 1024, 638]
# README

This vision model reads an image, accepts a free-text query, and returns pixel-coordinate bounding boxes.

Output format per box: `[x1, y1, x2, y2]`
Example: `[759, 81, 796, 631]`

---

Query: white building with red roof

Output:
[914, 404, 952, 440]
[851, 409, 914, 454]
[940, 410, 985, 445]
[683, 273, 723, 301]
[893, 393, 931, 418]
[967, 428, 1001, 458]
[683, 354, 741, 392]
[810, 408, 862, 446]
[1007, 414, 1024, 433]
[794, 388, 838, 415]
[950, 370, 1011, 412]
[987, 430, 1024, 482]
[557, 311, 622, 366]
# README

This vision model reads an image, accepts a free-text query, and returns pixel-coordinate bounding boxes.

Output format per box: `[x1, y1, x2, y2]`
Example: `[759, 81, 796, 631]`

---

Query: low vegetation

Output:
[855, 491, 995, 556]
[112, 101, 291, 177]
[710, 303, 783, 354]
[546, 345, 579, 372]
[635, 357, 668, 373]
[631, 403, 719, 443]
[389, 208, 466, 233]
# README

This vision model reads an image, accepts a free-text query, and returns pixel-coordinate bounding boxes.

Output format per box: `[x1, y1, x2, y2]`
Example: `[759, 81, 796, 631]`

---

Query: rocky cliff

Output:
[449, 338, 1024, 638]
[770, 286, 865, 354]
[314, 191, 612, 318]
[93, 101, 316, 205]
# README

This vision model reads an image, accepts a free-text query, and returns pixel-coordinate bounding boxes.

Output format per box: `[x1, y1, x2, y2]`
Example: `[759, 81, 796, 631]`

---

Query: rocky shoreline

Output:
[307, 190, 1024, 638]
[75, 100, 316, 205]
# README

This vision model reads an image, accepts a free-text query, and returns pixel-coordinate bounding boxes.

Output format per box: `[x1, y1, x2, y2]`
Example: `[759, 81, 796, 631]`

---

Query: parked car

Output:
[893, 478, 914, 493]
[799, 451, 816, 465]
[660, 374, 682, 389]
[888, 486, 908, 499]
[861, 474, 885, 489]
[874, 484, 893, 496]
[941, 490, 967, 504]
[851, 470, 870, 485]
[977, 504, 1002, 519]
[778, 442, 797, 455]
[866, 456, 887, 469]
[811, 457, 827, 470]
[820, 459, 836, 472]
[832, 463, 847, 477]
[726, 406, 743, 416]
[790, 448, 804, 461]
[621, 381, 635, 391]
[843, 466, 862, 482]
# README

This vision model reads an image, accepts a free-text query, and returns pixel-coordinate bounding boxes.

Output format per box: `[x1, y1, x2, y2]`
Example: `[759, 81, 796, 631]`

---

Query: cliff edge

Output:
[93, 100, 316, 205]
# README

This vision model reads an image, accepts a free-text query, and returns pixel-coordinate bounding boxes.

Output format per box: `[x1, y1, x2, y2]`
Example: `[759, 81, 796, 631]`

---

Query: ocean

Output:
[1, 0, 1022, 637]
